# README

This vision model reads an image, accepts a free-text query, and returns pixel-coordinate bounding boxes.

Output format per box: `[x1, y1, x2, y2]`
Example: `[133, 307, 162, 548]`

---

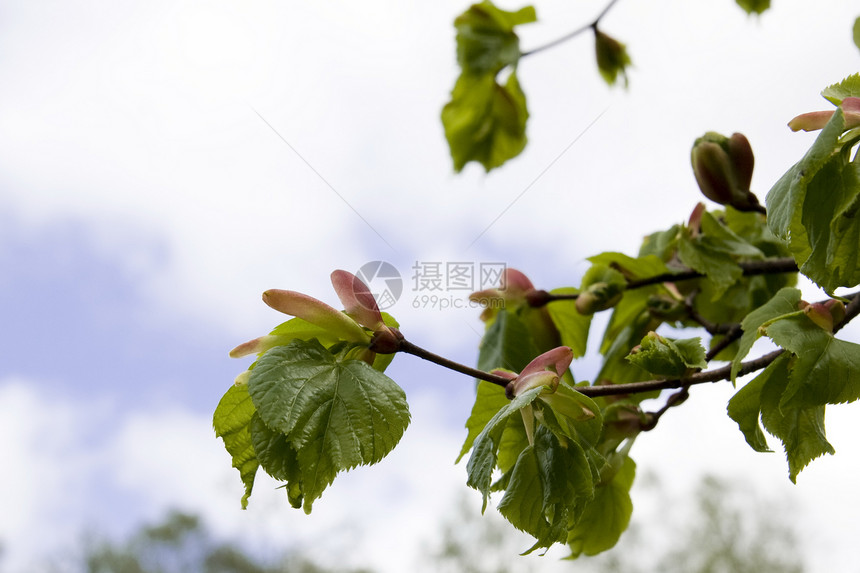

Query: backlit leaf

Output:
[213, 385, 259, 509]
[566, 456, 636, 558]
[442, 71, 529, 172]
[248, 339, 410, 513]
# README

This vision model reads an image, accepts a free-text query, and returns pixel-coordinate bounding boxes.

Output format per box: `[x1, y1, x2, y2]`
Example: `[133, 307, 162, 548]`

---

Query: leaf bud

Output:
[801, 299, 846, 332]
[575, 282, 624, 315]
[646, 293, 687, 322]
[368, 326, 404, 354]
[691, 132, 760, 211]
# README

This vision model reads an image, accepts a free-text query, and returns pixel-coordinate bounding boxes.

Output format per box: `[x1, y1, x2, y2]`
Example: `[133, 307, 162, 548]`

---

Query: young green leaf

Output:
[764, 314, 860, 408]
[821, 73, 860, 105]
[588, 252, 671, 280]
[594, 30, 631, 87]
[678, 211, 762, 299]
[756, 354, 835, 482]
[249, 414, 303, 509]
[546, 287, 591, 358]
[735, 0, 770, 15]
[442, 71, 529, 172]
[454, 1, 536, 76]
[248, 339, 410, 513]
[727, 360, 776, 453]
[213, 384, 259, 509]
[566, 456, 636, 558]
[458, 381, 510, 462]
[767, 106, 860, 291]
[467, 386, 544, 509]
[626, 333, 707, 378]
[497, 426, 595, 553]
[854, 18, 860, 53]
[477, 309, 541, 374]
[731, 287, 802, 381]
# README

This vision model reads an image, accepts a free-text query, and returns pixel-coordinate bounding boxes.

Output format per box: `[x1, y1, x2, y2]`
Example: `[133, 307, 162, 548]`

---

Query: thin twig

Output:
[398, 339, 511, 388]
[575, 350, 784, 398]
[530, 257, 799, 307]
[520, 0, 622, 58]
[625, 257, 799, 290]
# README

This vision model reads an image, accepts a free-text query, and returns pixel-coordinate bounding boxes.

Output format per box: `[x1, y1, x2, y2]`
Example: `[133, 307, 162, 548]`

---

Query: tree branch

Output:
[520, 0, 622, 58]
[530, 257, 799, 307]
[397, 339, 511, 389]
[575, 350, 784, 398]
[624, 257, 799, 290]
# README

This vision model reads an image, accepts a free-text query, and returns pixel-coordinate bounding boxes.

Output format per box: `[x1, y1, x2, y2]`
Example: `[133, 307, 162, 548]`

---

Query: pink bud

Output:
[510, 346, 574, 397]
[262, 289, 370, 344]
[330, 270, 386, 331]
[228, 335, 284, 358]
[788, 97, 860, 132]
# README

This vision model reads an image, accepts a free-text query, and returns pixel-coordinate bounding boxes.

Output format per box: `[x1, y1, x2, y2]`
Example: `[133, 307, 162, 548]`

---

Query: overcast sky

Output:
[1, 0, 859, 571]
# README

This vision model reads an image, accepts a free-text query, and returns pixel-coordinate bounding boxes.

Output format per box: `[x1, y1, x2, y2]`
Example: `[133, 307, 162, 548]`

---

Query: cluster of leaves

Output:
[214, 276, 410, 513]
[213, 0, 860, 563]
[441, 0, 633, 172]
[441, 0, 781, 174]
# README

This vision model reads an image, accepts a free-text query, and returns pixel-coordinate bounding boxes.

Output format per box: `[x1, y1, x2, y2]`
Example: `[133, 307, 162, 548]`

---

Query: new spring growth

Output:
[788, 97, 860, 132]
[575, 281, 624, 315]
[492, 346, 576, 445]
[800, 299, 847, 333]
[470, 268, 560, 351]
[691, 132, 762, 212]
[229, 270, 401, 383]
[594, 28, 631, 87]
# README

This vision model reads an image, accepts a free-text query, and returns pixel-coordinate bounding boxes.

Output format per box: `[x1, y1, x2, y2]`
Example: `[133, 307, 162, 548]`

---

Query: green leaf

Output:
[546, 287, 591, 358]
[701, 210, 765, 258]
[735, 0, 770, 15]
[454, 1, 536, 76]
[821, 73, 860, 105]
[677, 211, 762, 299]
[678, 236, 742, 298]
[767, 107, 860, 291]
[477, 309, 540, 373]
[588, 252, 670, 280]
[731, 287, 802, 381]
[458, 381, 510, 462]
[248, 339, 410, 513]
[639, 224, 682, 260]
[213, 385, 259, 509]
[764, 314, 860, 408]
[249, 414, 304, 509]
[539, 384, 604, 447]
[854, 18, 860, 53]
[466, 386, 543, 509]
[599, 289, 656, 355]
[727, 365, 773, 453]
[566, 456, 636, 558]
[442, 71, 529, 172]
[268, 317, 340, 348]
[497, 426, 595, 553]
[626, 333, 707, 378]
[756, 354, 835, 482]
[797, 156, 860, 291]
[594, 30, 632, 87]
[596, 311, 658, 389]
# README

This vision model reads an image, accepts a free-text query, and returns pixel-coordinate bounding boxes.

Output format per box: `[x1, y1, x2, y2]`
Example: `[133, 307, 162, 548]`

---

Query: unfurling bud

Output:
[800, 299, 846, 332]
[575, 282, 624, 315]
[646, 293, 687, 322]
[594, 30, 632, 87]
[691, 132, 761, 212]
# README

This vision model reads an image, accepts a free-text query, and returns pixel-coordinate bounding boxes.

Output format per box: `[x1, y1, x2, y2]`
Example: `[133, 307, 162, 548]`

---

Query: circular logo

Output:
[355, 261, 402, 311]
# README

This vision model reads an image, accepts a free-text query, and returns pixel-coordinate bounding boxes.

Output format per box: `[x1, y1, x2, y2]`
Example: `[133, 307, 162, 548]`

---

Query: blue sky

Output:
[2, 0, 860, 571]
